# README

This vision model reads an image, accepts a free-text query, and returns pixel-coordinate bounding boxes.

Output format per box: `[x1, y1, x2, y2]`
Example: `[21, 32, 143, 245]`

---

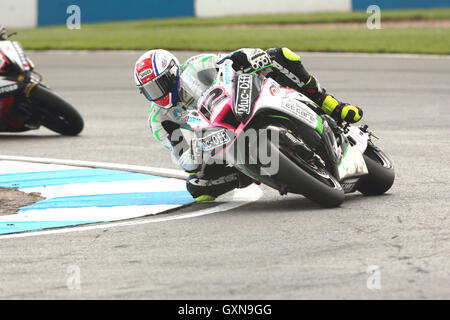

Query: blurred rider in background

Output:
[0, 25, 40, 131]
[134, 48, 363, 201]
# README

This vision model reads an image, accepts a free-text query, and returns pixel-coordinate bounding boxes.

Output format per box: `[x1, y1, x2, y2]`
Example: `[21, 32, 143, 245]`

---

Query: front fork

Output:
[13, 76, 42, 129]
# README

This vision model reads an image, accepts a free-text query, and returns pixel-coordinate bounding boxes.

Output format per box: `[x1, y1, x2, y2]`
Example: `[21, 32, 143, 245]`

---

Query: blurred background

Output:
[0, 0, 449, 54]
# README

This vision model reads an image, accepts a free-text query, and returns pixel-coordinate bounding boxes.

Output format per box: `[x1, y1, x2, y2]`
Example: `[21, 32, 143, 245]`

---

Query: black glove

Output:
[229, 49, 272, 73]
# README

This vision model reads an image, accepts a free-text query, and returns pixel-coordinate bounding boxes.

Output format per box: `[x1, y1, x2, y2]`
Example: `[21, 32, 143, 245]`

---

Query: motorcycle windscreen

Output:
[180, 63, 217, 106]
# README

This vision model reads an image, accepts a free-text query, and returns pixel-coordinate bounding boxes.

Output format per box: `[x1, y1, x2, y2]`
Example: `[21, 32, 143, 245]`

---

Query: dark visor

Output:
[140, 60, 178, 101]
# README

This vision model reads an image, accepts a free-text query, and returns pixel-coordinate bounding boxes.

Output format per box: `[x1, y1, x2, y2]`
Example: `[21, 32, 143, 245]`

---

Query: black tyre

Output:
[274, 141, 345, 207]
[30, 84, 84, 135]
[240, 127, 345, 207]
[358, 142, 395, 195]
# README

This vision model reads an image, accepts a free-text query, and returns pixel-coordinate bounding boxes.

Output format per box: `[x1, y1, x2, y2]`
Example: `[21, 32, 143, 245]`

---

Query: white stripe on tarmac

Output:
[0, 155, 263, 239]
[0, 160, 82, 174]
[21, 178, 187, 198]
[0, 184, 263, 239]
[0, 155, 188, 179]
[0, 204, 183, 222]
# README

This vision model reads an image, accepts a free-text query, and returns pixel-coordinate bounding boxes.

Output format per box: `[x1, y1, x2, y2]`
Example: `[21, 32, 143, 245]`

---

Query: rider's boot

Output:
[186, 165, 253, 202]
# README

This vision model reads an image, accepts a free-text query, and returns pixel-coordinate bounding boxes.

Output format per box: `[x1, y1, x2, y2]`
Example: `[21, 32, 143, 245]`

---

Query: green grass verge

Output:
[9, 8, 450, 54]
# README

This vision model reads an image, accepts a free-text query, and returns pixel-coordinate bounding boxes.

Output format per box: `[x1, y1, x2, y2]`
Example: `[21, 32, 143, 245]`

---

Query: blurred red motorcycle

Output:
[0, 26, 83, 135]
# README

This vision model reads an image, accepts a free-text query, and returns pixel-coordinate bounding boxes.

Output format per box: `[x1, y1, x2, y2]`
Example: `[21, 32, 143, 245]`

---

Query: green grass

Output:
[10, 8, 450, 54]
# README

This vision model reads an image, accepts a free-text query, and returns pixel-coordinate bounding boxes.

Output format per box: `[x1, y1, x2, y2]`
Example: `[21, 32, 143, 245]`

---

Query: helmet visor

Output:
[140, 60, 178, 102]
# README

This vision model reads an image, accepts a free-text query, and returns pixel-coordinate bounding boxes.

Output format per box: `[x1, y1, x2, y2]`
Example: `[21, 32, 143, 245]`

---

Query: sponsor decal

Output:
[235, 74, 252, 115]
[269, 85, 281, 96]
[198, 129, 231, 151]
[269, 85, 297, 97]
[272, 61, 304, 87]
[284, 131, 302, 145]
[0, 84, 18, 95]
[139, 68, 153, 79]
[281, 99, 316, 125]
[186, 115, 202, 126]
[224, 63, 232, 85]
[161, 56, 168, 68]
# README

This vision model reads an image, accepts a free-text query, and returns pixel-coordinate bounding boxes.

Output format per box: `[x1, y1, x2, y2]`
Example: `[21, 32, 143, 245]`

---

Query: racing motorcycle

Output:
[184, 59, 395, 207]
[0, 28, 83, 135]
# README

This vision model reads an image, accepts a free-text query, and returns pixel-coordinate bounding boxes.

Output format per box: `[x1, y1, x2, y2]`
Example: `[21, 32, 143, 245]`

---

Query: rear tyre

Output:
[30, 84, 84, 136]
[358, 142, 395, 195]
[240, 126, 345, 207]
[274, 141, 345, 207]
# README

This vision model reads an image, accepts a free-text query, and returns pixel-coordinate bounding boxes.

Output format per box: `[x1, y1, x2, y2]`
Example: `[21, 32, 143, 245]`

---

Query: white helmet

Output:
[134, 49, 181, 109]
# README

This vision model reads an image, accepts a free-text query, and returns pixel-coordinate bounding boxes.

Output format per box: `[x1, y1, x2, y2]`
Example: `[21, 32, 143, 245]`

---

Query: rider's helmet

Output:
[134, 49, 181, 109]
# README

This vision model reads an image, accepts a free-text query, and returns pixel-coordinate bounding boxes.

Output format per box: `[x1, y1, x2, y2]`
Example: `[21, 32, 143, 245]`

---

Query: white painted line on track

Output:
[21, 179, 187, 198]
[0, 158, 194, 234]
[0, 155, 263, 239]
[28, 50, 450, 60]
[0, 204, 183, 222]
[0, 184, 263, 239]
[0, 160, 82, 174]
[0, 155, 188, 179]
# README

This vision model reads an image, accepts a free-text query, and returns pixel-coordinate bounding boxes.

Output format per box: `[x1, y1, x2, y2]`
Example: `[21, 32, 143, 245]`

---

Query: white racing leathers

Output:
[147, 49, 265, 172]
[147, 52, 255, 199]
[147, 53, 219, 173]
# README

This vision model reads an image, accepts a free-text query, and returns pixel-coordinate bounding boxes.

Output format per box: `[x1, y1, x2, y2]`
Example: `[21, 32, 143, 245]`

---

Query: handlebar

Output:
[0, 26, 16, 40]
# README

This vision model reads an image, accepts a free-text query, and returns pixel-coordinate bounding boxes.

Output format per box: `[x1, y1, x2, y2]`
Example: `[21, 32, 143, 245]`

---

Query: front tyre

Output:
[358, 142, 395, 195]
[30, 84, 84, 136]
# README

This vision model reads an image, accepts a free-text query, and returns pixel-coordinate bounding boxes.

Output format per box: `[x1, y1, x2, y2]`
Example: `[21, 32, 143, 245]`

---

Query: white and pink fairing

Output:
[0, 41, 33, 73]
[185, 60, 370, 182]
[186, 59, 323, 145]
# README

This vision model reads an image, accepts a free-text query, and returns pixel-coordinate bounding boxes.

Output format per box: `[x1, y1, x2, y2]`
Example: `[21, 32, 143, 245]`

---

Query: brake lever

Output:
[360, 124, 379, 140]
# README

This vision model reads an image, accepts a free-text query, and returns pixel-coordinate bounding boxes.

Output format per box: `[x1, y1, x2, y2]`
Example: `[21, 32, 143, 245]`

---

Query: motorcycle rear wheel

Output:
[240, 126, 345, 208]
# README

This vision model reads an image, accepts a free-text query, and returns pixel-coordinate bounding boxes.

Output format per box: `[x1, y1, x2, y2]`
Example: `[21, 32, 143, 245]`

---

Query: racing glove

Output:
[229, 48, 272, 73]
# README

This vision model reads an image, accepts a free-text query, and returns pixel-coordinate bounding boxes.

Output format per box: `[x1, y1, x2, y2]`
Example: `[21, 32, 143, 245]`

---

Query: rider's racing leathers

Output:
[148, 48, 362, 201]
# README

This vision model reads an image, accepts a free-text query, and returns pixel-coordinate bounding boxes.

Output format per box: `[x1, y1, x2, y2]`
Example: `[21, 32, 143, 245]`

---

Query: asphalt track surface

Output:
[0, 51, 449, 299]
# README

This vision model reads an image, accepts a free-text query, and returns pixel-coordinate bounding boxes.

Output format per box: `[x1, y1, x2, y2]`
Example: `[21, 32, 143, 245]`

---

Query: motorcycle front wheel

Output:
[29, 84, 84, 136]
[357, 141, 395, 195]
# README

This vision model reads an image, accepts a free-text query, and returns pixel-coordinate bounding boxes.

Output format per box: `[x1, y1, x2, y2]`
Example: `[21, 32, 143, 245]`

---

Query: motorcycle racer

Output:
[0, 25, 40, 132]
[134, 48, 363, 201]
